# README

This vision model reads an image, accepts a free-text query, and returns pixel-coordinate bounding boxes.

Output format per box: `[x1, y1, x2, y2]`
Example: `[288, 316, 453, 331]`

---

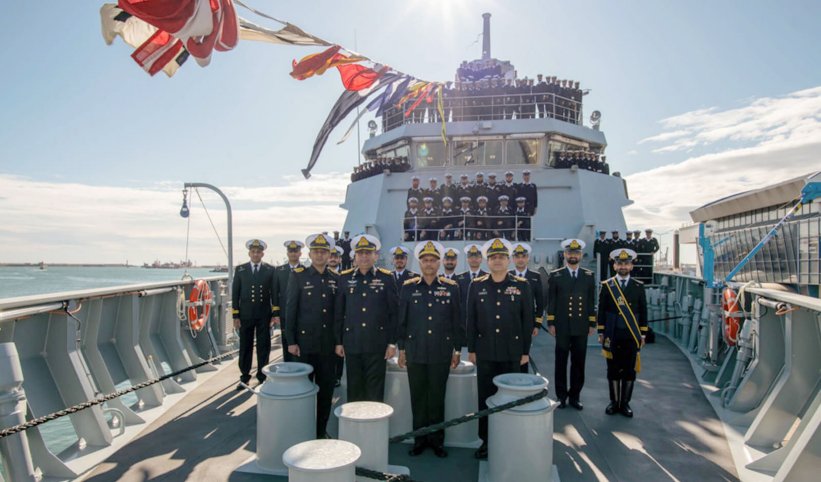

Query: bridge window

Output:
[452, 139, 504, 166]
[506, 139, 540, 165]
[414, 141, 446, 167]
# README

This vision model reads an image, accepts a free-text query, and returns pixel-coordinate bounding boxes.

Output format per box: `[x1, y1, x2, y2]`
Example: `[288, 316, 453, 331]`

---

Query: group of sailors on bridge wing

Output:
[381, 73, 584, 130]
[404, 170, 537, 241]
[230, 231, 654, 459]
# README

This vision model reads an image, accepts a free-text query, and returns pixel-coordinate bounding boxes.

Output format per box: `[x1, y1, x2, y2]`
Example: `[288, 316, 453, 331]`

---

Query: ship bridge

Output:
[341, 14, 630, 272]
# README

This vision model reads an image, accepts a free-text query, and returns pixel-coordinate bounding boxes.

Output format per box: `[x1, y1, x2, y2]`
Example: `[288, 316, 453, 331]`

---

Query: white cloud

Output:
[624, 86, 821, 233]
[0, 174, 350, 265]
[639, 86, 821, 153]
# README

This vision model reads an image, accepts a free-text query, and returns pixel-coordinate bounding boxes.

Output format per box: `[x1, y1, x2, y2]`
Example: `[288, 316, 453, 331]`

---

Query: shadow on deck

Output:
[79, 334, 738, 481]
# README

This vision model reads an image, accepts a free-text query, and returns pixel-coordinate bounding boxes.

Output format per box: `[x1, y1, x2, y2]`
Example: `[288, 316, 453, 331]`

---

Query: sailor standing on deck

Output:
[390, 246, 418, 288]
[441, 248, 459, 280]
[335, 234, 399, 402]
[285, 234, 339, 438]
[274, 240, 304, 362]
[232, 239, 276, 390]
[547, 239, 596, 409]
[455, 244, 487, 319]
[598, 248, 648, 418]
[397, 241, 463, 458]
[509, 242, 545, 373]
[466, 238, 534, 459]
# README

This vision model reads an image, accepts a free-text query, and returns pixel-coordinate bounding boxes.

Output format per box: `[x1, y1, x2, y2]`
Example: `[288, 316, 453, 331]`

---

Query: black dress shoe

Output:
[569, 399, 583, 411]
[409, 444, 426, 456]
[432, 445, 448, 458]
[474, 442, 488, 459]
[620, 402, 634, 418]
[605, 401, 619, 415]
[557, 398, 567, 409]
[236, 383, 245, 391]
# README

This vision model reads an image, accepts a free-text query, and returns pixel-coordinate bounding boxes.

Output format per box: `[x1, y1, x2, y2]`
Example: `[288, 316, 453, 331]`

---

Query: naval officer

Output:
[390, 246, 418, 288]
[397, 241, 463, 458]
[547, 239, 596, 409]
[455, 243, 487, 321]
[441, 248, 459, 280]
[466, 238, 535, 459]
[285, 233, 339, 438]
[509, 242, 545, 373]
[335, 234, 399, 402]
[232, 239, 276, 390]
[598, 248, 648, 418]
[274, 240, 304, 362]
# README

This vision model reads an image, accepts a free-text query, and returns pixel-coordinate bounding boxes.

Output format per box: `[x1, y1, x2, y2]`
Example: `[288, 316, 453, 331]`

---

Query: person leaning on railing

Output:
[438, 197, 458, 240]
[404, 198, 420, 242]
[514, 197, 531, 241]
[419, 197, 440, 241]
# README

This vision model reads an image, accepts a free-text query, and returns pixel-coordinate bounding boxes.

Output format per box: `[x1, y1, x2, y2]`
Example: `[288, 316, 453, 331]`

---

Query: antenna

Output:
[482, 13, 491, 60]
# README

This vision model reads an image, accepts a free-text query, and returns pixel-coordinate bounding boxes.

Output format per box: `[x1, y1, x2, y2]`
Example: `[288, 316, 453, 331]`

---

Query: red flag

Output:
[336, 63, 381, 91]
[291, 46, 366, 80]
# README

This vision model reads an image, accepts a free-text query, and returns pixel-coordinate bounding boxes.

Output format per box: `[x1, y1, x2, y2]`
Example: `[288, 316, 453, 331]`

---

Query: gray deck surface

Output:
[80, 333, 738, 481]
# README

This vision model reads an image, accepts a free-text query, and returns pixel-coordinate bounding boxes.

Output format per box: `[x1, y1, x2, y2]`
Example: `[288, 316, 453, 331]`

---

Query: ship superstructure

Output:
[341, 13, 630, 273]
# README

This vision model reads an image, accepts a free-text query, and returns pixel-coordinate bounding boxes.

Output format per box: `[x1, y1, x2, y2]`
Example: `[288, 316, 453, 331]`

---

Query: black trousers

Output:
[476, 360, 520, 442]
[345, 353, 387, 402]
[296, 352, 337, 437]
[407, 362, 450, 447]
[238, 318, 271, 383]
[606, 329, 639, 381]
[280, 324, 294, 362]
[555, 333, 588, 400]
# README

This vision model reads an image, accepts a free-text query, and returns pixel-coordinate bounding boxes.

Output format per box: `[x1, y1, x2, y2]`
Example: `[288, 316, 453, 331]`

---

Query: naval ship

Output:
[0, 13, 819, 482]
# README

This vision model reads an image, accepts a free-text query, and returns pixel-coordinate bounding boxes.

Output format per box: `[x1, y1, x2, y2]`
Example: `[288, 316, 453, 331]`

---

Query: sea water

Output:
[0, 266, 226, 471]
[0, 266, 220, 299]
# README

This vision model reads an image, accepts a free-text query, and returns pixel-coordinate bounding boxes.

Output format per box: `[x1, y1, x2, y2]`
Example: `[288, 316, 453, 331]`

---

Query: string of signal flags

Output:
[102, 0, 450, 178]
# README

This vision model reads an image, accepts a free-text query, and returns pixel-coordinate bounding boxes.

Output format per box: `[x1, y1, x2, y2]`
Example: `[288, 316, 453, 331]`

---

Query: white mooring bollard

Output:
[235, 362, 318, 476]
[283, 439, 361, 482]
[0, 343, 37, 482]
[444, 360, 482, 448]
[383, 357, 413, 442]
[335, 401, 410, 481]
[482, 373, 559, 482]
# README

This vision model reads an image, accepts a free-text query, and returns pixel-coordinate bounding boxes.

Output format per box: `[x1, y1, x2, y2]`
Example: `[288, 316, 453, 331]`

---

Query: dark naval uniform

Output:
[598, 272, 648, 417]
[392, 269, 419, 289]
[398, 275, 464, 450]
[593, 236, 609, 281]
[335, 266, 399, 402]
[285, 265, 339, 437]
[455, 269, 486, 327]
[466, 273, 534, 444]
[232, 261, 275, 384]
[510, 266, 546, 373]
[546, 266, 596, 404]
[274, 263, 302, 361]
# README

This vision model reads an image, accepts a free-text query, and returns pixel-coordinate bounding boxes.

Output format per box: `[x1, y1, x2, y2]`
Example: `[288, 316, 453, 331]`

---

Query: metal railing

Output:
[381, 92, 583, 130]
[403, 213, 533, 241]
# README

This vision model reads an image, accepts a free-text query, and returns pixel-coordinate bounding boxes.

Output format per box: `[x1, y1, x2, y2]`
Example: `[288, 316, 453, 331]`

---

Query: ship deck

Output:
[78, 333, 738, 482]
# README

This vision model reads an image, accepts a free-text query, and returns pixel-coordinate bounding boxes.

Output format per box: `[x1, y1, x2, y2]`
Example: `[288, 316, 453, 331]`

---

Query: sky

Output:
[1, 0, 819, 265]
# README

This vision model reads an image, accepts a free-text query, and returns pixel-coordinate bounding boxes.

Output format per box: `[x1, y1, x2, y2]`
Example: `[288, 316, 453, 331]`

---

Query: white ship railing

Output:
[0, 276, 232, 480]
[649, 271, 820, 482]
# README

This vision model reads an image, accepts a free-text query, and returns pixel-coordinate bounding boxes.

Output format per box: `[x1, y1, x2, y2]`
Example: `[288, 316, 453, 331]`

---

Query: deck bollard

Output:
[383, 357, 413, 441]
[283, 439, 361, 482]
[484, 373, 559, 482]
[334, 402, 409, 481]
[236, 362, 318, 476]
[0, 343, 37, 482]
[444, 360, 482, 448]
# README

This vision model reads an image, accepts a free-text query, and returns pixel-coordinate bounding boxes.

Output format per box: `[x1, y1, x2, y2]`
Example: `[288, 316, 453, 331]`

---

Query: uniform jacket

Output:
[597, 277, 648, 340]
[546, 266, 596, 336]
[392, 270, 419, 290]
[456, 269, 487, 322]
[509, 268, 545, 325]
[285, 266, 339, 355]
[232, 262, 275, 321]
[397, 276, 464, 364]
[466, 273, 534, 361]
[273, 263, 302, 318]
[335, 266, 399, 354]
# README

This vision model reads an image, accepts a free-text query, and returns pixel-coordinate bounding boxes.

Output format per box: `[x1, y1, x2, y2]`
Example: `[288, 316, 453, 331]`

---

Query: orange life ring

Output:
[187, 280, 212, 332]
[721, 287, 741, 346]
